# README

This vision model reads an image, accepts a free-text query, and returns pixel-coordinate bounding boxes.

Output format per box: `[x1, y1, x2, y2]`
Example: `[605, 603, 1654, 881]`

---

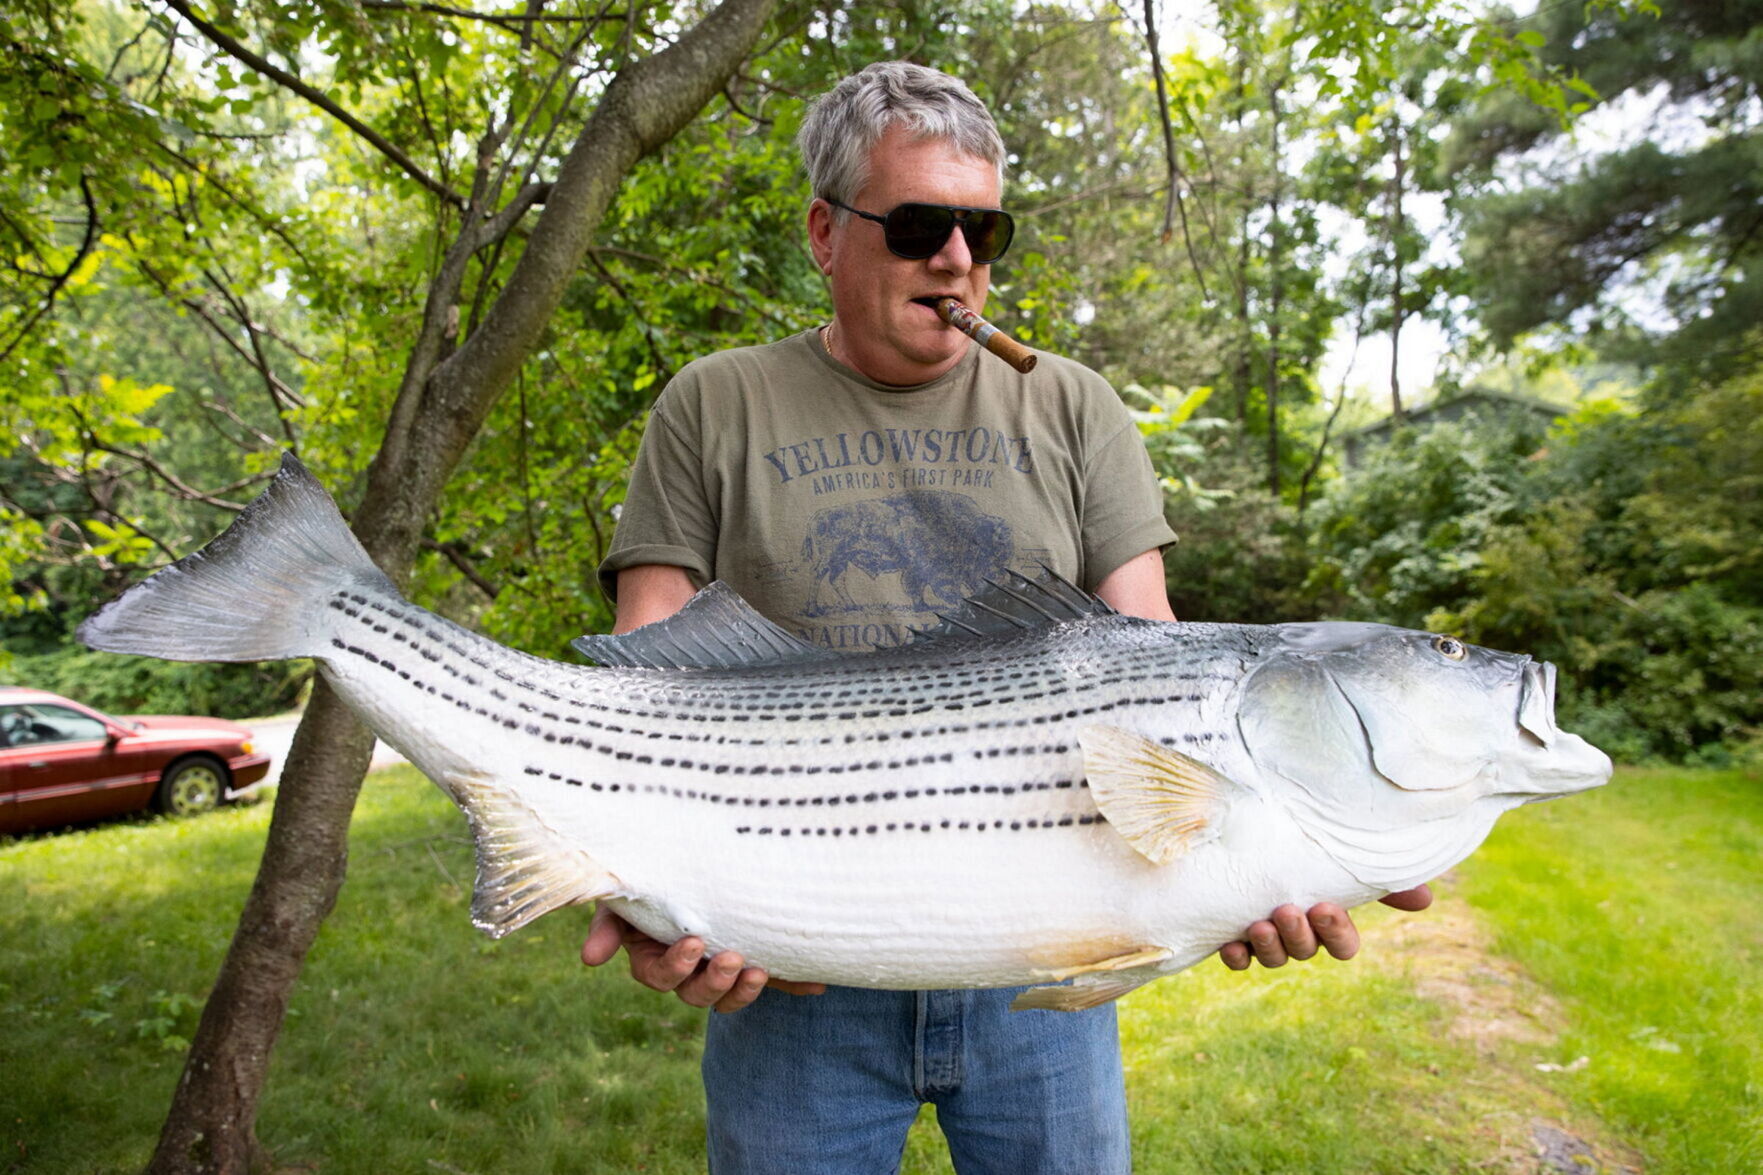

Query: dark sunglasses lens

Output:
[883, 204, 957, 258]
[961, 210, 1013, 263]
[881, 205, 1015, 263]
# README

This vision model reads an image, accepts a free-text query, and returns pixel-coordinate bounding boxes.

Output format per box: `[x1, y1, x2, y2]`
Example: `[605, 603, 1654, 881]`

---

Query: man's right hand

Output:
[581, 905, 826, 1013]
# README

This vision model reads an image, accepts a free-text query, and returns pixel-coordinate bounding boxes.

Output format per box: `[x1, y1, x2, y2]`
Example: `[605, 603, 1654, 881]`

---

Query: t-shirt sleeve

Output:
[597, 385, 718, 601]
[1079, 410, 1178, 590]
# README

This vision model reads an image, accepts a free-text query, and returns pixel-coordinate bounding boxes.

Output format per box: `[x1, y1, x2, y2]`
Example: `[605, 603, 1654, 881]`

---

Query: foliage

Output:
[1305, 411, 1548, 627]
[1158, 422, 1318, 624]
[1431, 369, 1763, 762]
[1305, 365, 1763, 762]
[4, 647, 308, 720]
[12, 764, 1756, 1171]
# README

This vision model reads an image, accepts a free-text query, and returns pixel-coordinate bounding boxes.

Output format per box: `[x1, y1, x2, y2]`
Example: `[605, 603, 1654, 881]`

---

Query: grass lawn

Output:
[3, 764, 1757, 1173]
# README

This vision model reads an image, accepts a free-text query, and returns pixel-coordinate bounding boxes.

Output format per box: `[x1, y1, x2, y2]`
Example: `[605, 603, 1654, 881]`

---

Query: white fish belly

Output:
[596, 781, 1366, 988]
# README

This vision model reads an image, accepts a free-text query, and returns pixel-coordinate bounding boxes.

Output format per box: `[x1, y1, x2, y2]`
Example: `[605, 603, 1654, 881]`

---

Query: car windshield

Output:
[0, 704, 110, 747]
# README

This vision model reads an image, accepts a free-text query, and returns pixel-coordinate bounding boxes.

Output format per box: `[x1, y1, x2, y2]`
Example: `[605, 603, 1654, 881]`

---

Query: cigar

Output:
[929, 297, 1038, 373]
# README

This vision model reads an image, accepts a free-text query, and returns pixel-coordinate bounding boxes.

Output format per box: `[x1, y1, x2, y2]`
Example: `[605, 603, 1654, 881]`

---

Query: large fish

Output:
[79, 454, 1611, 1010]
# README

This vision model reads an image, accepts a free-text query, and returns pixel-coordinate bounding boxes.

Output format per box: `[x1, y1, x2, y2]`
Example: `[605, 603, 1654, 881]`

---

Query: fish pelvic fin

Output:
[1032, 945, 1174, 983]
[78, 452, 396, 663]
[1080, 725, 1241, 866]
[1011, 964, 1166, 1012]
[446, 768, 623, 938]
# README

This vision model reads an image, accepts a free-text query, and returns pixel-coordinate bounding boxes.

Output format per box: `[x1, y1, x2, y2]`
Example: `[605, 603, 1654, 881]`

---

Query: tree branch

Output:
[157, 0, 467, 208]
[585, 250, 673, 381]
[1141, 0, 1209, 300]
[203, 268, 302, 446]
[151, 142, 317, 271]
[473, 182, 553, 250]
[357, 0, 626, 28]
[421, 537, 500, 599]
[133, 259, 308, 421]
[0, 176, 98, 367]
[60, 392, 265, 512]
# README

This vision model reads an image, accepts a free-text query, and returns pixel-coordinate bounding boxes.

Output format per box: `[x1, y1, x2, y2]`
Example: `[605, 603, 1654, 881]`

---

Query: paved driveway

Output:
[246, 714, 408, 787]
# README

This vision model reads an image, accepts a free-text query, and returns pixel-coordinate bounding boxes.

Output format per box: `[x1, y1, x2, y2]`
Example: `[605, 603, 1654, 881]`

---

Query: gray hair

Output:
[797, 62, 1007, 206]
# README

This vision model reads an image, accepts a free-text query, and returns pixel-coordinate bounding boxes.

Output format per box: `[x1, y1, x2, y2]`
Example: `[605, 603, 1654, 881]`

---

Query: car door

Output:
[0, 702, 154, 830]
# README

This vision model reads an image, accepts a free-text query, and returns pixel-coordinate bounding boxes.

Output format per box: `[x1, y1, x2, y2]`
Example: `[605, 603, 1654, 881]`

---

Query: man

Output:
[584, 62, 1431, 1172]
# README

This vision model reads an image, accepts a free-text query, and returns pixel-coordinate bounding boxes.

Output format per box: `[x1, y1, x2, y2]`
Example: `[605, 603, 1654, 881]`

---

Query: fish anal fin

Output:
[1080, 725, 1241, 866]
[1034, 945, 1173, 983]
[445, 768, 624, 938]
[1011, 967, 1164, 1012]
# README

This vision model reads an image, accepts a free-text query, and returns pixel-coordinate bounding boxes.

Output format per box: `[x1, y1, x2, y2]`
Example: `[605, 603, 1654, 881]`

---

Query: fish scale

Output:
[78, 454, 1612, 1009]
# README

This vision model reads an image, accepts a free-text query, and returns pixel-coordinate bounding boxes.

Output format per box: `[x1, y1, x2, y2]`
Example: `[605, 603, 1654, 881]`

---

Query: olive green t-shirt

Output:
[599, 329, 1175, 651]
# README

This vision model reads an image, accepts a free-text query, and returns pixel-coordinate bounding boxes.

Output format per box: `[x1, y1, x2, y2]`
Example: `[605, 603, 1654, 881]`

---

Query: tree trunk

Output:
[1388, 120, 1406, 422]
[145, 1, 776, 1169]
[1265, 76, 1284, 498]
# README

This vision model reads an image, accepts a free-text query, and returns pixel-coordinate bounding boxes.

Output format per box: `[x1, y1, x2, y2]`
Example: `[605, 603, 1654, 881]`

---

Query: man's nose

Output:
[927, 221, 973, 275]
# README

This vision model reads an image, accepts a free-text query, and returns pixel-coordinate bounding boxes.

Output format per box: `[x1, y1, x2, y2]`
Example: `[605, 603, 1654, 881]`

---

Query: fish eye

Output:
[1432, 635, 1468, 661]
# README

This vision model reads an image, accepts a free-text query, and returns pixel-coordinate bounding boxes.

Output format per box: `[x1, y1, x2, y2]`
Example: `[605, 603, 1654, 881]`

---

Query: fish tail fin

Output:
[78, 452, 396, 663]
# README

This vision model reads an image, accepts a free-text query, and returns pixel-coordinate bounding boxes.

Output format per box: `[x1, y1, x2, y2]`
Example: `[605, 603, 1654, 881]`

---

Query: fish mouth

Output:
[1517, 659, 1558, 747]
[1512, 658, 1614, 798]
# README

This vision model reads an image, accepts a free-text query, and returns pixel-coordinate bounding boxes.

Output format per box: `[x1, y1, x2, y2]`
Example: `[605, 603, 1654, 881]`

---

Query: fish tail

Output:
[78, 452, 397, 663]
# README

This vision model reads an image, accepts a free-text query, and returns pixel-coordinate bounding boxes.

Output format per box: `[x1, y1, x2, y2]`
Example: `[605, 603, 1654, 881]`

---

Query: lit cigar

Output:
[930, 297, 1038, 374]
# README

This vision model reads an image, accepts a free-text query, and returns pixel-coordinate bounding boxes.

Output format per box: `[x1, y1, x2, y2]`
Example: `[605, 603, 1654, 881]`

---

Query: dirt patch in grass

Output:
[1372, 878, 1561, 1053]
[1360, 885, 1645, 1173]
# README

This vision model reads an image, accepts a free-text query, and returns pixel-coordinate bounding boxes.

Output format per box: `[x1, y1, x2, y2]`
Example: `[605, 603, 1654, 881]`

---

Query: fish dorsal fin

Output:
[911, 567, 1116, 645]
[572, 581, 837, 670]
[444, 767, 624, 938]
[1080, 725, 1242, 866]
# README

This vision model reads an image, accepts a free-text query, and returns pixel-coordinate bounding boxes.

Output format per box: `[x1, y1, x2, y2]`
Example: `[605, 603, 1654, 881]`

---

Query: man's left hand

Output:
[1218, 884, 1435, 970]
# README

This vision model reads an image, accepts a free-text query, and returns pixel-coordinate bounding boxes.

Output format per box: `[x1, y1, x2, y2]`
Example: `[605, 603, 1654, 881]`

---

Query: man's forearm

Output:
[613, 564, 699, 633]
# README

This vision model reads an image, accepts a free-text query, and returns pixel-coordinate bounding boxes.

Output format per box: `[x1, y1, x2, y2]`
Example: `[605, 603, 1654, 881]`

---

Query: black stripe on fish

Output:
[731, 815, 1107, 837]
[515, 765, 1092, 809]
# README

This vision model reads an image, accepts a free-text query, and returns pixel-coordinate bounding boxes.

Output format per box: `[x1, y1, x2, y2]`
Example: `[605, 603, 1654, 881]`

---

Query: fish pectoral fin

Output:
[1079, 725, 1241, 866]
[1032, 945, 1173, 983]
[445, 768, 624, 939]
[1011, 964, 1167, 1012]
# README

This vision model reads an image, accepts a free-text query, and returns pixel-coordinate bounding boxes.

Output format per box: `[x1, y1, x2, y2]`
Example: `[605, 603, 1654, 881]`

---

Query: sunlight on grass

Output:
[4, 764, 1757, 1172]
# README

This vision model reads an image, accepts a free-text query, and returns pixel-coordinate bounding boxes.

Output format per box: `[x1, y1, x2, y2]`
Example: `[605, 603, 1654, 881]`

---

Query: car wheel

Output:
[155, 757, 226, 817]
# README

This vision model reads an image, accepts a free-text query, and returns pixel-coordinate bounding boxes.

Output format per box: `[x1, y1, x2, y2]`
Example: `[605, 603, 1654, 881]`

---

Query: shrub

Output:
[5, 647, 309, 719]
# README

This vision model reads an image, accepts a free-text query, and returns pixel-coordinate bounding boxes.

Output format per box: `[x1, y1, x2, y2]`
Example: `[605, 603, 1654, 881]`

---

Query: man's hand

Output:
[1218, 884, 1435, 971]
[581, 905, 826, 1013]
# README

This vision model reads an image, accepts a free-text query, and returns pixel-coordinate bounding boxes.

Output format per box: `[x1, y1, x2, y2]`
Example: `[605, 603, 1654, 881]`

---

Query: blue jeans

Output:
[702, 984, 1130, 1174]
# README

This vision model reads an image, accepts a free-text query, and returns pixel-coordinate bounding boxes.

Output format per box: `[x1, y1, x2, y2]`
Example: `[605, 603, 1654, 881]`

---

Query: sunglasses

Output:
[825, 198, 1015, 264]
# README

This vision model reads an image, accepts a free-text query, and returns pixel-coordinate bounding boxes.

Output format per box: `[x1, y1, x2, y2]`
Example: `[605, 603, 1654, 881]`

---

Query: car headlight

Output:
[240, 739, 255, 754]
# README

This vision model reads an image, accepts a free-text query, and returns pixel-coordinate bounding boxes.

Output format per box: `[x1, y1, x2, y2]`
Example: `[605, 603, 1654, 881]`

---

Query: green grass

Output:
[1459, 767, 1763, 1173]
[3, 765, 1757, 1172]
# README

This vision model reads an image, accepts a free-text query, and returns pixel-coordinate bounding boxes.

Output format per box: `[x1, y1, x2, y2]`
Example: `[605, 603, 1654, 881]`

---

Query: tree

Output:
[1447, 0, 1763, 383]
[6, 0, 776, 1167]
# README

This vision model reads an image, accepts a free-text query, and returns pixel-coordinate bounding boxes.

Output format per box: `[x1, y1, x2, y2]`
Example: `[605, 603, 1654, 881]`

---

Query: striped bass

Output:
[79, 454, 1612, 1010]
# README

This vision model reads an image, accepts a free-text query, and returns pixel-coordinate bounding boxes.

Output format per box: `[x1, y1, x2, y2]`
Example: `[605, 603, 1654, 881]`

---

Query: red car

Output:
[0, 687, 272, 834]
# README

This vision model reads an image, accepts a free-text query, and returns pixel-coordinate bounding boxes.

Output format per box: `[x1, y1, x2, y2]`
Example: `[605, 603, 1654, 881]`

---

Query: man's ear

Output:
[807, 198, 835, 274]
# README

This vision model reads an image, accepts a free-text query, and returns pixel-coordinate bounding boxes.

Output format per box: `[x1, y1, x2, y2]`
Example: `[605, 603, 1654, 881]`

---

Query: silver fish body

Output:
[79, 455, 1612, 1009]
